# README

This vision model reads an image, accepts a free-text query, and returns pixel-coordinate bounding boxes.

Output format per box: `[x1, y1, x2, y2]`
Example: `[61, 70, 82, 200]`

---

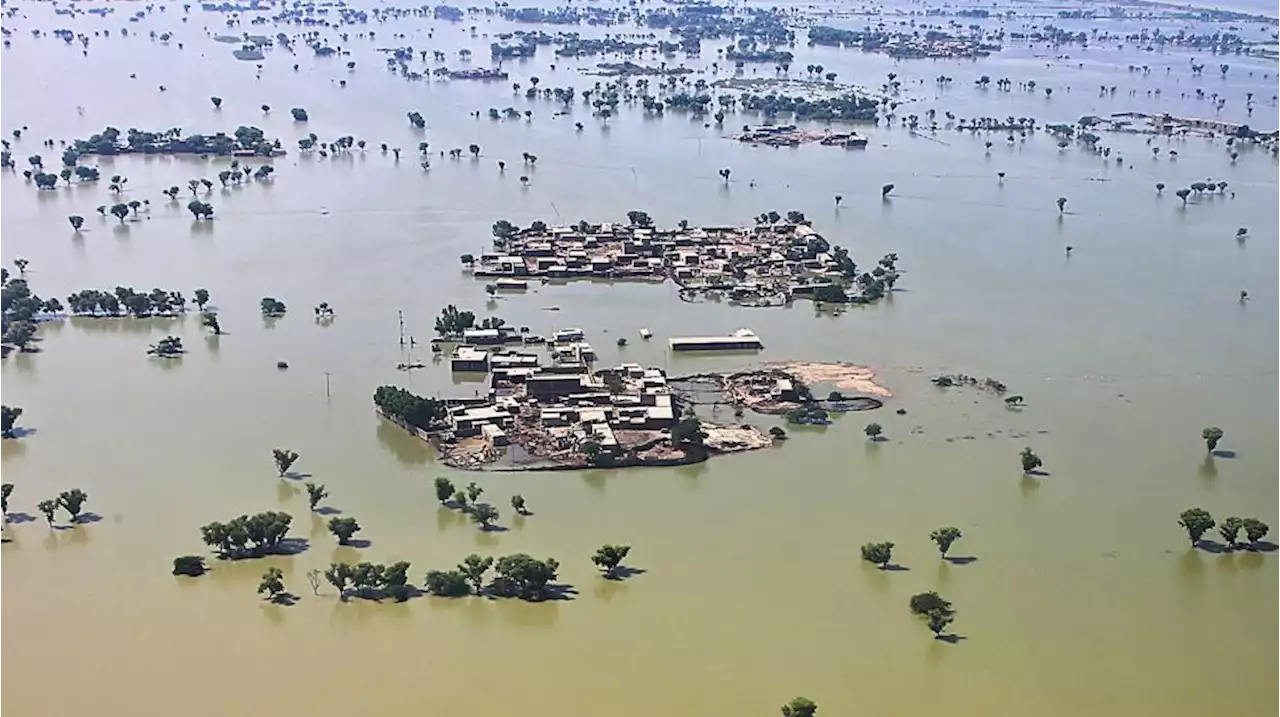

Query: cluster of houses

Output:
[440, 337, 680, 463]
[471, 221, 856, 305]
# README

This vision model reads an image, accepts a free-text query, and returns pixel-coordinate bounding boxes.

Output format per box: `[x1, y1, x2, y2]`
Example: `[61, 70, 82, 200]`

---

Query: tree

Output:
[492, 219, 518, 239]
[510, 494, 527, 515]
[306, 569, 322, 596]
[305, 482, 328, 511]
[864, 422, 883, 441]
[909, 591, 953, 616]
[202, 312, 222, 335]
[927, 608, 954, 638]
[328, 516, 361, 545]
[1019, 447, 1042, 473]
[1178, 508, 1215, 546]
[719, 168, 731, 184]
[110, 203, 130, 223]
[1242, 518, 1270, 546]
[271, 449, 299, 477]
[434, 477, 455, 504]
[1219, 517, 1244, 547]
[626, 210, 653, 227]
[193, 288, 210, 310]
[260, 297, 286, 316]
[1, 406, 24, 438]
[458, 554, 493, 594]
[1201, 426, 1223, 452]
[672, 415, 705, 446]
[592, 544, 631, 578]
[291, 108, 309, 122]
[1175, 188, 1191, 204]
[781, 697, 817, 717]
[0, 483, 11, 515]
[1155, 182, 1165, 194]
[69, 215, 84, 232]
[1056, 197, 1067, 213]
[211, 96, 222, 109]
[424, 569, 471, 597]
[258, 567, 288, 602]
[860, 541, 894, 568]
[881, 183, 894, 198]
[324, 563, 355, 598]
[929, 527, 962, 557]
[37, 499, 58, 526]
[4, 322, 36, 352]
[173, 556, 207, 576]
[489, 553, 560, 600]
[58, 489, 89, 522]
[471, 502, 499, 529]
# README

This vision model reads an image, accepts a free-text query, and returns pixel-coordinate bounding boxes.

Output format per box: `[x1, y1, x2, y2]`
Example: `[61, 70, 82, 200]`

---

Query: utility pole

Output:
[324, 372, 332, 398]
[398, 309, 405, 346]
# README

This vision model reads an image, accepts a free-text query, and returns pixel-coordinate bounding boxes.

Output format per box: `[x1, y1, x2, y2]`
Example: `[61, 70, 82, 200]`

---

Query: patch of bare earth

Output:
[703, 424, 773, 452]
[767, 361, 892, 397]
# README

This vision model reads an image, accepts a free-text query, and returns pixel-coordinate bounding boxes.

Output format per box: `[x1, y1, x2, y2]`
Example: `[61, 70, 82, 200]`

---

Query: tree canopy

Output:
[374, 385, 448, 431]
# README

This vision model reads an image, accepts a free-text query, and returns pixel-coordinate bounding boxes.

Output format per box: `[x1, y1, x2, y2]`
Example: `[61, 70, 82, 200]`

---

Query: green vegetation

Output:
[1, 483, 12, 514]
[458, 554, 493, 594]
[781, 697, 818, 717]
[257, 567, 288, 602]
[470, 503, 499, 530]
[200, 511, 294, 559]
[1178, 508, 1215, 546]
[260, 297, 287, 317]
[1243, 518, 1270, 546]
[424, 569, 471, 597]
[434, 304, 476, 336]
[910, 592, 957, 640]
[1201, 426, 1224, 452]
[305, 483, 328, 511]
[325, 561, 411, 602]
[864, 422, 883, 440]
[434, 477, 455, 504]
[929, 527, 963, 557]
[57, 488, 89, 522]
[490, 554, 561, 600]
[510, 494, 528, 515]
[328, 516, 361, 545]
[172, 555, 208, 577]
[592, 544, 631, 578]
[465, 482, 483, 503]
[1, 406, 23, 438]
[671, 415, 705, 446]
[1218, 517, 1244, 547]
[272, 448, 299, 477]
[785, 405, 830, 426]
[1019, 447, 1042, 473]
[36, 499, 58, 527]
[147, 336, 185, 358]
[860, 541, 894, 568]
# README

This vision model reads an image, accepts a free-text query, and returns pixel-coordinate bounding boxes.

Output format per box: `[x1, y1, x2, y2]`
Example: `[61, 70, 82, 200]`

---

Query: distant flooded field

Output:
[2, 0, 1276, 715]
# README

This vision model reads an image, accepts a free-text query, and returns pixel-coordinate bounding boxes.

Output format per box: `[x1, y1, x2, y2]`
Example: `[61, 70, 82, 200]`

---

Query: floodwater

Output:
[2, 2, 1277, 715]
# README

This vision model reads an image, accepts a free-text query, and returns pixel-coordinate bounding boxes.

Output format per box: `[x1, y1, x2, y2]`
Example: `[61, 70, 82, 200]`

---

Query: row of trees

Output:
[425, 553, 563, 600]
[199, 511, 294, 559]
[374, 385, 448, 431]
[26, 489, 90, 526]
[1178, 508, 1269, 549]
[860, 526, 966, 568]
[65, 286, 195, 317]
[325, 561, 412, 601]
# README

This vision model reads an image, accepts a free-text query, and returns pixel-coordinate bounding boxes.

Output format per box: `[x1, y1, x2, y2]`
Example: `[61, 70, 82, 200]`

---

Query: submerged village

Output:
[373, 217, 897, 471]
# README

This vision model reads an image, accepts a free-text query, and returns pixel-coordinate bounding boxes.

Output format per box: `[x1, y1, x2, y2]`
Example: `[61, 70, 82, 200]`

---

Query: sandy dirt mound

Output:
[703, 424, 774, 452]
[767, 361, 892, 397]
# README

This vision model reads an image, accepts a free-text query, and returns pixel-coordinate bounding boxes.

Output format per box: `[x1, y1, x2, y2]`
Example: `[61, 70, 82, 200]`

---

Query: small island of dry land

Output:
[375, 359, 889, 472]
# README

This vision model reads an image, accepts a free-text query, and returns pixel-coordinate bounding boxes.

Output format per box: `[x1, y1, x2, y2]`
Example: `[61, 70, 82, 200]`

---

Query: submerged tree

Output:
[1019, 447, 1042, 473]
[272, 448, 299, 476]
[434, 477, 455, 504]
[257, 567, 288, 602]
[1242, 518, 1270, 546]
[1, 406, 23, 438]
[1201, 426, 1224, 452]
[172, 555, 208, 576]
[328, 516, 361, 545]
[305, 482, 328, 511]
[592, 544, 631, 578]
[781, 697, 818, 717]
[929, 527, 963, 557]
[36, 499, 58, 527]
[1, 483, 12, 515]
[1218, 516, 1245, 548]
[510, 494, 527, 515]
[57, 489, 89, 522]
[1178, 508, 1215, 546]
[864, 422, 883, 441]
[860, 541, 894, 568]
[457, 553, 493, 595]
[470, 502, 499, 530]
